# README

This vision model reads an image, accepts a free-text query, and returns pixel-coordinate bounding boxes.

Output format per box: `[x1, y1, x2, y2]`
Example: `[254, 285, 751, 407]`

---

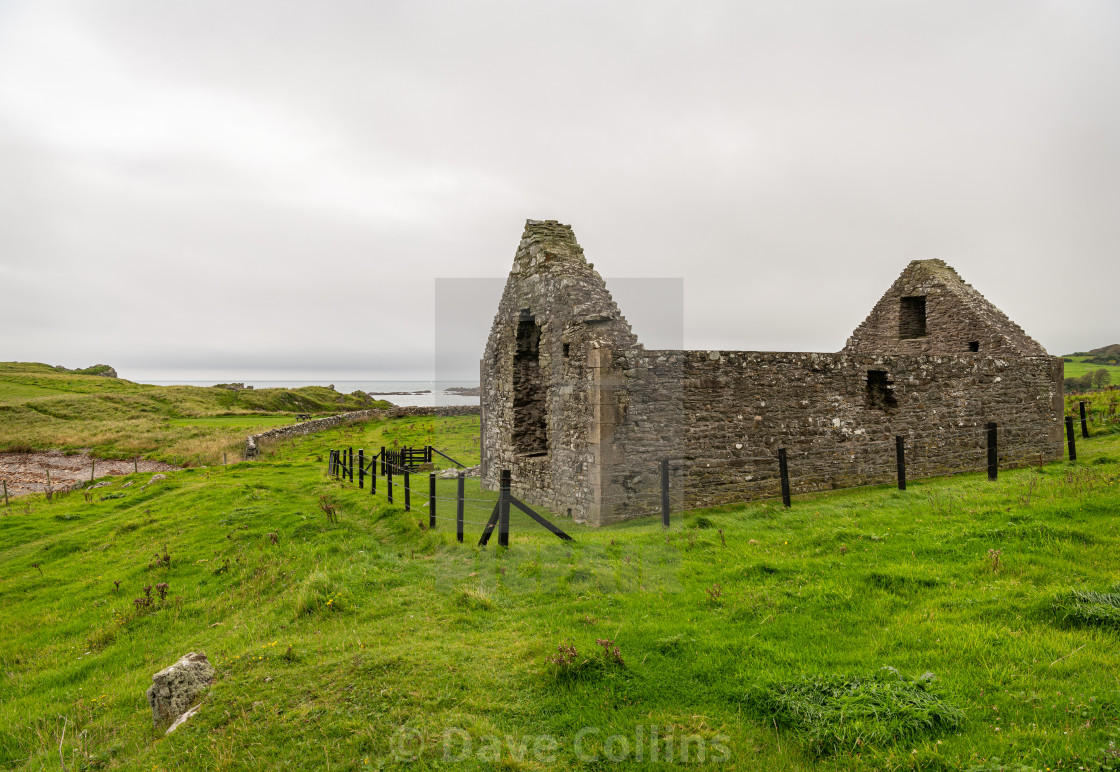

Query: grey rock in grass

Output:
[148, 474, 166, 484]
[146, 652, 215, 728]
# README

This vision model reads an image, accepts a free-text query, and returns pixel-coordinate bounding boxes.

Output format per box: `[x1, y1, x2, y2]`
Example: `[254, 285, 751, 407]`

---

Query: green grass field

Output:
[0, 362, 389, 466]
[2, 414, 1119, 770]
[1062, 356, 1120, 381]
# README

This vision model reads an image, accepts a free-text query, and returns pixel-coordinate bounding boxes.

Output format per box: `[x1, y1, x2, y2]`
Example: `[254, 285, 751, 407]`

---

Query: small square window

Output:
[563, 342, 571, 358]
[899, 296, 927, 339]
[968, 341, 980, 352]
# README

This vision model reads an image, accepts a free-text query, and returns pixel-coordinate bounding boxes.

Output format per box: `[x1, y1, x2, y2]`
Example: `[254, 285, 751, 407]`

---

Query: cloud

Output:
[1, 0, 1117, 380]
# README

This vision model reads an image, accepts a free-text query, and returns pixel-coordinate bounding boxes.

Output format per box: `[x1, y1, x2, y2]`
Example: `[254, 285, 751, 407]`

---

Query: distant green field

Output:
[168, 415, 306, 429]
[0, 362, 389, 465]
[0, 379, 67, 403]
[1062, 355, 1120, 380]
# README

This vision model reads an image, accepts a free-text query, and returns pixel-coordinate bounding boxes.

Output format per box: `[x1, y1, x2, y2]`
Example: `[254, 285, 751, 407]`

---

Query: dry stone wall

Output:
[245, 405, 480, 459]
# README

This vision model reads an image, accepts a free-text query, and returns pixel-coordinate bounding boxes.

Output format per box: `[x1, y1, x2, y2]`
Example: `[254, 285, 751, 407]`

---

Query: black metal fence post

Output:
[387, 464, 394, 504]
[429, 472, 437, 529]
[778, 448, 791, 508]
[328, 450, 335, 476]
[358, 449, 365, 489]
[499, 469, 511, 547]
[404, 469, 411, 512]
[1066, 416, 1077, 461]
[348, 447, 354, 482]
[371, 452, 377, 495]
[987, 422, 998, 481]
[380, 446, 386, 476]
[1080, 401, 1089, 439]
[895, 435, 906, 491]
[456, 471, 465, 543]
[660, 459, 670, 528]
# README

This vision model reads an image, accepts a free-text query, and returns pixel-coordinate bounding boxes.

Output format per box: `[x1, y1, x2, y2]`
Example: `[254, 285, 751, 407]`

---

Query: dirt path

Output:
[0, 451, 179, 498]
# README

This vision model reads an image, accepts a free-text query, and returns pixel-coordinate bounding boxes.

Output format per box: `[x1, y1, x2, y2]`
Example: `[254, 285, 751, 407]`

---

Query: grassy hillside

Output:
[2, 415, 1119, 770]
[1062, 356, 1120, 382]
[0, 362, 389, 465]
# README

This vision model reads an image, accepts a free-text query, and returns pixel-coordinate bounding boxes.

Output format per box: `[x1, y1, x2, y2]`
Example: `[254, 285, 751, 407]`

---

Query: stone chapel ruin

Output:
[480, 220, 1064, 526]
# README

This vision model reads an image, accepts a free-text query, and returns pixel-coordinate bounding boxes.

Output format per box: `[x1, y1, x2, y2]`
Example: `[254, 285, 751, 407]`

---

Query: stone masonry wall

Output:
[593, 351, 1063, 522]
[480, 220, 641, 521]
[845, 259, 1047, 357]
[481, 221, 1064, 527]
[245, 405, 480, 459]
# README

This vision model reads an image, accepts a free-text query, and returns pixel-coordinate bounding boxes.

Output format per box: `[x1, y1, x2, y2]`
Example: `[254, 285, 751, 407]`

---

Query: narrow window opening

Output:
[513, 313, 548, 456]
[562, 342, 571, 358]
[968, 341, 980, 352]
[899, 296, 927, 339]
[866, 370, 897, 410]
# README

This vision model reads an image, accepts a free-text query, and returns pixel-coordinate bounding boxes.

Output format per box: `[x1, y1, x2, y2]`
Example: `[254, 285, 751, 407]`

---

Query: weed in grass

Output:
[549, 642, 579, 669]
[988, 548, 1003, 572]
[455, 586, 494, 611]
[147, 545, 171, 570]
[1052, 589, 1120, 628]
[155, 583, 169, 602]
[746, 668, 964, 756]
[132, 585, 154, 612]
[596, 638, 624, 666]
[319, 494, 339, 523]
[1017, 474, 1041, 506]
[706, 583, 724, 603]
[654, 633, 688, 653]
[927, 491, 954, 517]
[112, 580, 120, 592]
[268, 531, 279, 545]
[580, 614, 597, 626]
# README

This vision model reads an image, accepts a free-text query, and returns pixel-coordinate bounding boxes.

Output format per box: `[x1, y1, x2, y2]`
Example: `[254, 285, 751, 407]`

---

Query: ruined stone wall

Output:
[592, 351, 1064, 522]
[845, 260, 1046, 356]
[245, 405, 480, 459]
[480, 222, 1063, 527]
[480, 220, 640, 521]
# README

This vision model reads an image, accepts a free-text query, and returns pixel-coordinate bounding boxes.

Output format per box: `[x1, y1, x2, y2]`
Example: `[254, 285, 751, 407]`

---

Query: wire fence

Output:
[326, 445, 573, 545]
[596, 405, 1118, 521]
[327, 401, 1116, 532]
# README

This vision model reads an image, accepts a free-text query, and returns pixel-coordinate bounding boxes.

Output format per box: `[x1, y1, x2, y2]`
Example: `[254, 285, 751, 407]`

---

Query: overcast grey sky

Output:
[1, 1, 1116, 381]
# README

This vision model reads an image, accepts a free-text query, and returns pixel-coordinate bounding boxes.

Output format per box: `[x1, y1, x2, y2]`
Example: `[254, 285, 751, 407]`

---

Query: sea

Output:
[140, 380, 480, 407]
